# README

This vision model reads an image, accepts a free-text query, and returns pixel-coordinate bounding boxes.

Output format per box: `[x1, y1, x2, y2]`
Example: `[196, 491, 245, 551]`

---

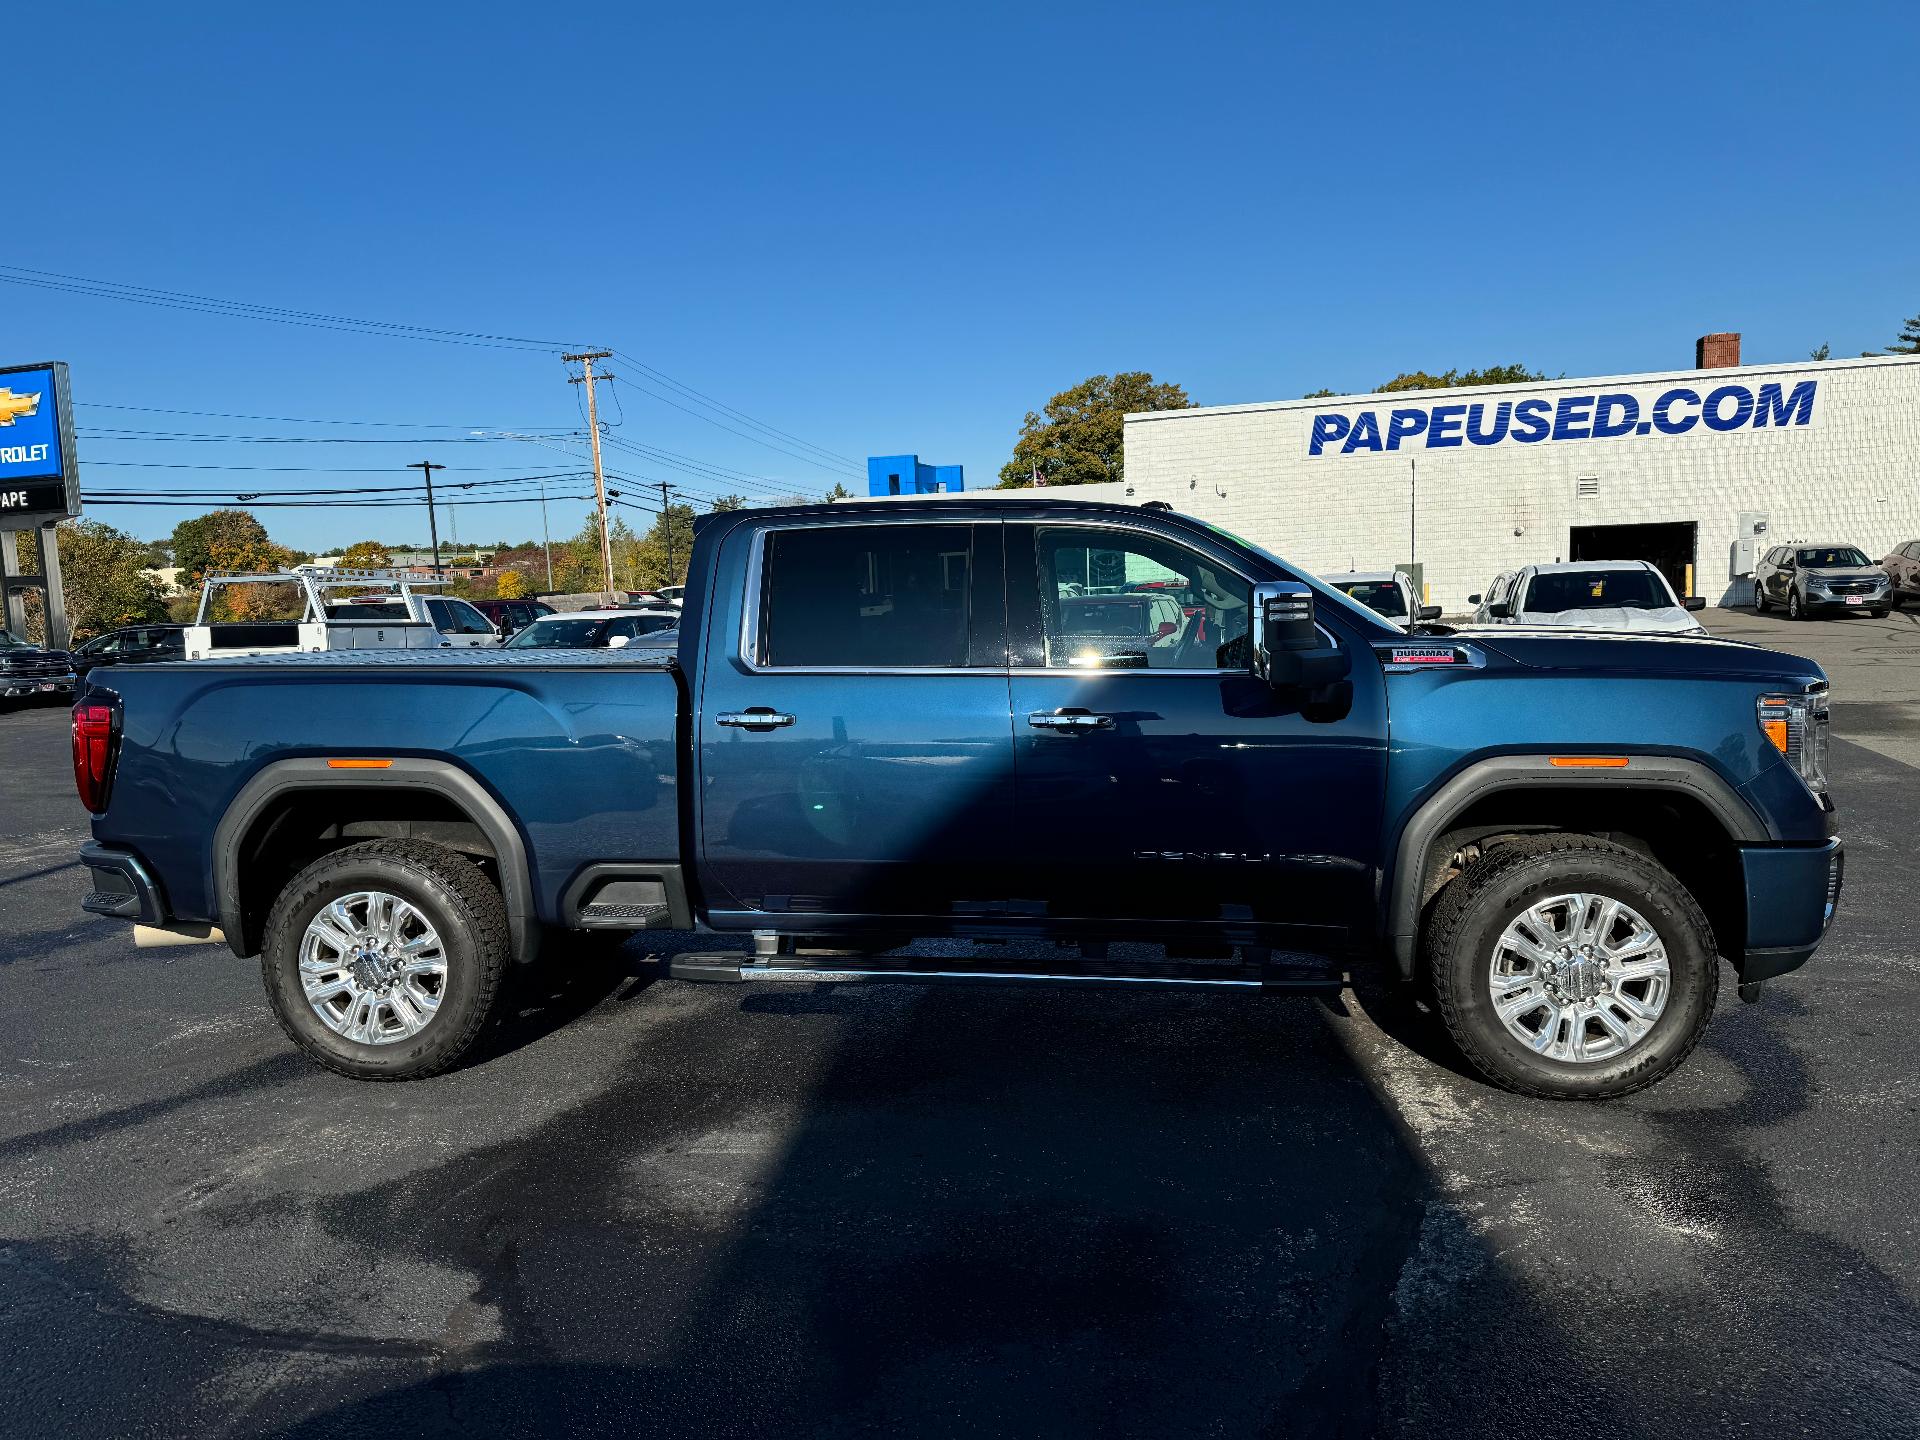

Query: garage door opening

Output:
[1568, 522, 1698, 599]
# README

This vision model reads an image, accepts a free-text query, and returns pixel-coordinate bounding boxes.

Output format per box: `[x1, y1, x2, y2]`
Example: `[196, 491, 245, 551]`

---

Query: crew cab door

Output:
[696, 518, 1015, 923]
[1005, 521, 1387, 948]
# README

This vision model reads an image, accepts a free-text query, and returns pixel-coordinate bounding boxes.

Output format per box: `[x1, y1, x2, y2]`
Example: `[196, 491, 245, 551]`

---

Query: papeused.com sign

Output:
[1306, 377, 1818, 458]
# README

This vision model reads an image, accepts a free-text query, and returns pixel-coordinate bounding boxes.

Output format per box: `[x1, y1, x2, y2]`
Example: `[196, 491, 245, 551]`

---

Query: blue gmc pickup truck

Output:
[73, 498, 1842, 1099]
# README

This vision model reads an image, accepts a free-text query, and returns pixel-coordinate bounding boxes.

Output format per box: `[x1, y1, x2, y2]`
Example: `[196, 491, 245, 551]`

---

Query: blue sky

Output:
[7, 0, 1917, 552]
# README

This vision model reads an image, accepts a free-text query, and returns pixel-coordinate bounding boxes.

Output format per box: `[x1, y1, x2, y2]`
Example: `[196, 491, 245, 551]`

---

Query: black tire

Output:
[261, 839, 511, 1081]
[1424, 834, 1718, 1100]
[1787, 589, 1806, 621]
[1871, 607, 1890, 619]
[1754, 584, 1771, 613]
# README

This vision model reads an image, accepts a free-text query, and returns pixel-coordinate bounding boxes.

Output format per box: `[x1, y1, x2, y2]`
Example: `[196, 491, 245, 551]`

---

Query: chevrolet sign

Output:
[0, 362, 80, 527]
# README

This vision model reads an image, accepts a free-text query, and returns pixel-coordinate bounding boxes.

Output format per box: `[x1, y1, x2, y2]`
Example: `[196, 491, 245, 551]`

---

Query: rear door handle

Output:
[1028, 709, 1115, 732]
[716, 708, 795, 731]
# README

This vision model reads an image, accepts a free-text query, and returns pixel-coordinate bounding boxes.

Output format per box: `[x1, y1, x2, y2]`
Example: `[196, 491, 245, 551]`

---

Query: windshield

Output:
[1798, 547, 1870, 568]
[1337, 580, 1408, 618]
[1524, 570, 1669, 612]
[505, 615, 674, 648]
[0, 629, 22, 649]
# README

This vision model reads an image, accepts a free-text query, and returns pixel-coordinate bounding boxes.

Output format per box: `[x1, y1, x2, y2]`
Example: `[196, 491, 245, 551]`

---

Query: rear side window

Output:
[757, 524, 971, 668]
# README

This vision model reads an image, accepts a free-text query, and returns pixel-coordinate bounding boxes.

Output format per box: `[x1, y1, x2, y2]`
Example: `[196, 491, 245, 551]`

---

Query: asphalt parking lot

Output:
[3, 607, 1917, 1438]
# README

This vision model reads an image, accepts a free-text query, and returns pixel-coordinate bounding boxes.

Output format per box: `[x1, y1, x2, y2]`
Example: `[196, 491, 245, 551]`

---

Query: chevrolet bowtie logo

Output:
[0, 388, 42, 427]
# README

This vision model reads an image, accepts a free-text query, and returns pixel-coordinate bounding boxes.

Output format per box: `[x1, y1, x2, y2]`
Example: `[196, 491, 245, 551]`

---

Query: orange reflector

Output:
[326, 758, 394, 770]
[1548, 756, 1629, 768]
[1761, 718, 1790, 754]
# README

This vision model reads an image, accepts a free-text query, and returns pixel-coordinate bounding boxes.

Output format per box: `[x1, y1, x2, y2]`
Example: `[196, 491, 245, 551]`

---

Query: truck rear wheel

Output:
[260, 839, 510, 1081]
[1424, 834, 1718, 1100]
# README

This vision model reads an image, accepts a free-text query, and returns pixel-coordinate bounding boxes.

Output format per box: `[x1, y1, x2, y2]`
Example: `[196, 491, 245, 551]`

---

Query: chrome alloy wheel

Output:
[298, 890, 448, 1045]
[1487, 892, 1671, 1064]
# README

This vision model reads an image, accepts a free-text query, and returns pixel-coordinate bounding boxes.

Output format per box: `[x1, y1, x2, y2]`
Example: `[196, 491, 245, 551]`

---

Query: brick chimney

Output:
[1695, 332, 1741, 369]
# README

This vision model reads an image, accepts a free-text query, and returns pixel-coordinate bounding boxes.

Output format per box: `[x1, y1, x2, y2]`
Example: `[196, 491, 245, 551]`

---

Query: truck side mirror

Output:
[1416, 604, 1442, 622]
[1683, 596, 1706, 612]
[1487, 601, 1512, 619]
[1252, 581, 1350, 693]
[1466, 593, 1482, 606]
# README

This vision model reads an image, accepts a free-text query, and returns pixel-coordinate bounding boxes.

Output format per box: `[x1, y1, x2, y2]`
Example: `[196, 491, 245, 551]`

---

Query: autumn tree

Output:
[339, 540, 393, 568]
[997, 372, 1193, 488]
[495, 570, 530, 600]
[171, 510, 274, 588]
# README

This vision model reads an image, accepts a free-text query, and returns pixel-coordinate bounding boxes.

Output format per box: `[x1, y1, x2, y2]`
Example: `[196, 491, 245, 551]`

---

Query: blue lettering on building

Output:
[1306, 379, 1819, 456]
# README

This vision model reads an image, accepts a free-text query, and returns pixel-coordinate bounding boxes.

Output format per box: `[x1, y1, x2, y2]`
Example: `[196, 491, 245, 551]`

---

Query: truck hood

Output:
[1514, 606, 1704, 634]
[1461, 626, 1825, 685]
[0, 645, 73, 669]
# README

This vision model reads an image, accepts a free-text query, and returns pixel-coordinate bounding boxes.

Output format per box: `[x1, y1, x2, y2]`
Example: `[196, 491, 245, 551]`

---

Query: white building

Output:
[1121, 337, 1920, 612]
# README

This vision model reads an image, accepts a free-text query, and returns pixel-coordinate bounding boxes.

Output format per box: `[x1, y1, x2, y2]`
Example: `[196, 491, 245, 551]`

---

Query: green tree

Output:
[634, 503, 698, 589]
[709, 494, 747, 513]
[338, 539, 393, 569]
[1886, 312, 1920, 355]
[1373, 364, 1550, 393]
[825, 482, 854, 502]
[171, 509, 272, 588]
[997, 372, 1193, 488]
[1809, 343, 1832, 361]
[56, 520, 170, 640]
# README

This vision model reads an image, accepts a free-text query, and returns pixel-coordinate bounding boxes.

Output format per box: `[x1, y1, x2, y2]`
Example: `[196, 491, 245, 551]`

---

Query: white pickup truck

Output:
[183, 566, 503, 661]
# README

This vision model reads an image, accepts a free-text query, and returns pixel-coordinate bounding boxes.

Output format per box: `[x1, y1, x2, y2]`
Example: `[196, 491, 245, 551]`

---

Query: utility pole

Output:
[537, 473, 554, 590]
[410, 460, 448, 577]
[656, 480, 678, 580]
[564, 350, 616, 595]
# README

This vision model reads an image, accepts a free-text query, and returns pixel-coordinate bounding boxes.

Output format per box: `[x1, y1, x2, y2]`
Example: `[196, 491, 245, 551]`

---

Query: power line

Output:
[80, 401, 563, 430]
[80, 493, 600, 510]
[0, 264, 587, 352]
[610, 348, 861, 468]
[84, 460, 576, 473]
[77, 427, 584, 445]
[608, 372, 862, 480]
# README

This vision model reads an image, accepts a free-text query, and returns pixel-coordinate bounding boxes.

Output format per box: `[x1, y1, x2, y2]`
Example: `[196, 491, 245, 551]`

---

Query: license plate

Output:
[36, 681, 59, 692]
[1844, 596, 1864, 606]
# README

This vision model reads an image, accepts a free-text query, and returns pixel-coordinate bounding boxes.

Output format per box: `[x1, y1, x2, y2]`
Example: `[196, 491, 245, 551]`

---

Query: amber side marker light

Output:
[326, 758, 394, 770]
[1548, 756, 1630, 768]
[1758, 698, 1792, 754]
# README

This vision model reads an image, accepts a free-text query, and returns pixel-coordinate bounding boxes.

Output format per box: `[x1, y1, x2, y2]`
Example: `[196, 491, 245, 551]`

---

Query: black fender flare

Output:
[1384, 754, 1770, 977]
[212, 757, 539, 963]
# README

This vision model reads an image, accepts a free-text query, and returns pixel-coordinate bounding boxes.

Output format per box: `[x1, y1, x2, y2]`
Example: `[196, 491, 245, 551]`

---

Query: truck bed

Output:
[84, 648, 685, 928]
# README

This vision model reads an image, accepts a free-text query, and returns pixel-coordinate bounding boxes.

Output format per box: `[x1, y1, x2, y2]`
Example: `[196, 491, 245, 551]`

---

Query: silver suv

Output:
[1754, 544, 1891, 620]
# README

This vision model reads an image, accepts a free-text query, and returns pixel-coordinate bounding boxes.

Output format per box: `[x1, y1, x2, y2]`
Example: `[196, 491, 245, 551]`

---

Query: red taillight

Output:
[72, 703, 117, 814]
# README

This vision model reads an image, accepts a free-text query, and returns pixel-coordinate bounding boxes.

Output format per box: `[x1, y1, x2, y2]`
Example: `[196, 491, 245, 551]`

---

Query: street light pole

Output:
[410, 460, 448, 578]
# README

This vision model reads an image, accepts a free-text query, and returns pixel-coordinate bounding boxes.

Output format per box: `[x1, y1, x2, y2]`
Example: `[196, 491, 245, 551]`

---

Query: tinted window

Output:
[1036, 527, 1249, 670]
[1798, 547, 1869, 568]
[332, 602, 411, 621]
[1524, 570, 1668, 612]
[1339, 580, 1408, 617]
[758, 525, 971, 668]
[507, 617, 622, 648]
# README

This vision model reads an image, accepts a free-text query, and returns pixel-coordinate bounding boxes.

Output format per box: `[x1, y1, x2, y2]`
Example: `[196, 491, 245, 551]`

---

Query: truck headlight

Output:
[1758, 689, 1830, 797]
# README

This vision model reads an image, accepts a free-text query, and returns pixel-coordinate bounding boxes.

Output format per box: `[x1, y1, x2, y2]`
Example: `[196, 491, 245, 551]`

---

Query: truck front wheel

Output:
[260, 839, 510, 1080]
[1424, 835, 1718, 1100]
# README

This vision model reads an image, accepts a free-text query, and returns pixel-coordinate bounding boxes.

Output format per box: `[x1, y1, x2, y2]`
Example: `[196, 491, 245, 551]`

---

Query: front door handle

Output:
[1028, 709, 1115, 732]
[716, 708, 795, 731]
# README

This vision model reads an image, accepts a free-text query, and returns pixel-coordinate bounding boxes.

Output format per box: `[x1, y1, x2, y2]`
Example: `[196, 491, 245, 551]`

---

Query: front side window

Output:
[757, 524, 971, 668]
[447, 599, 497, 635]
[1035, 527, 1250, 670]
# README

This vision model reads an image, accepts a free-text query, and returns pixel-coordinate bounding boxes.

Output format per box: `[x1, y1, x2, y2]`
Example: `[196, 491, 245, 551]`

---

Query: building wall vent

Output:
[1575, 477, 1600, 497]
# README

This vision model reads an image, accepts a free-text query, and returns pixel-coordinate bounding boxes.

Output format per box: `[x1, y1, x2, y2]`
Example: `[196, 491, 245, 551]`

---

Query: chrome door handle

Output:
[1028, 709, 1115, 732]
[716, 709, 794, 731]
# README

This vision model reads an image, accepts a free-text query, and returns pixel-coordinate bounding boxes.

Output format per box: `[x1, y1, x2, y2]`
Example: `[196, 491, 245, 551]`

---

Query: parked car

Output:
[70, 625, 185, 679]
[0, 627, 74, 704]
[1753, 544, 1891, 620]
[1876, 540, 1920, 610]
[76, 497, 1842, 1101]
[468, 597, 556, 637]
[655, 586, 686, 607]
[1469, 562, 1707, 633]
[503, 608, 679, 650]
[1327, 570, 1442, 628]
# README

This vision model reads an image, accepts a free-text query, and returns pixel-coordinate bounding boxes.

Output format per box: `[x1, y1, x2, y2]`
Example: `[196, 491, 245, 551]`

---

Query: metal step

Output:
[665, 952, 1345, 991]
[576, 901, 671, 930]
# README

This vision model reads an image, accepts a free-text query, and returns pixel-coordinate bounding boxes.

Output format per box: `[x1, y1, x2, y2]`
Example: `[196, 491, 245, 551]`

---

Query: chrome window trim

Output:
[739, 515, 986, 675]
